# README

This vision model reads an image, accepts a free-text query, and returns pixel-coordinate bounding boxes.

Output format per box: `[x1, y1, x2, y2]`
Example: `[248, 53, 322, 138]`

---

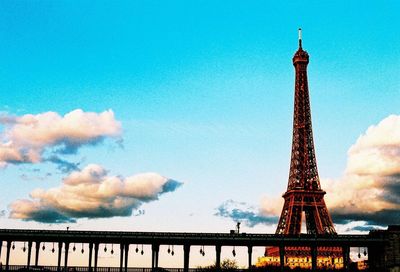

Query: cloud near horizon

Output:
[323, 114, 400, 226]
[215, 199, 279, 227]
[9, 164, 182, 223]
[0, 109, 121, 170]
[215, 115, 400, 230]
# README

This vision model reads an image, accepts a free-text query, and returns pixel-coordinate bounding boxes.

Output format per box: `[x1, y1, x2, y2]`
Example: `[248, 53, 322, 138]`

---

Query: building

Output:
[257, 29, 343, 269]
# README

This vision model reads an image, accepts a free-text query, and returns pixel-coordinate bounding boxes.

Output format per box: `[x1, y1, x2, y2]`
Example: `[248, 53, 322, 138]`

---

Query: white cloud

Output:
[215, 199, 278, 227]
[259, 195, 283, 217]
[0, 109, 121, 168]
[9, 164, 182, 223]
[323, 115, 400, 226]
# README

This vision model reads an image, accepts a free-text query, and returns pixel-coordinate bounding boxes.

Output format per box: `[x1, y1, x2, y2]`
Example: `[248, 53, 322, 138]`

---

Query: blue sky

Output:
[0, 0, 399, 268]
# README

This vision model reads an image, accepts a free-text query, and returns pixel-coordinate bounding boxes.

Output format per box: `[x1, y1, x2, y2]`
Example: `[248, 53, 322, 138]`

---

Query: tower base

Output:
[256, 246, 344, 270]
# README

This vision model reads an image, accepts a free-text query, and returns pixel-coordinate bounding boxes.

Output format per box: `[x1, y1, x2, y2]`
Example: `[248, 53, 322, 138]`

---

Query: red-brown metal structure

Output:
[275, 29, 336, 236]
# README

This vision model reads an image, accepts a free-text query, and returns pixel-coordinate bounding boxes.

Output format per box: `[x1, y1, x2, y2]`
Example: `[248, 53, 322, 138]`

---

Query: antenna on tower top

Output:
[298, 28, 302, 48]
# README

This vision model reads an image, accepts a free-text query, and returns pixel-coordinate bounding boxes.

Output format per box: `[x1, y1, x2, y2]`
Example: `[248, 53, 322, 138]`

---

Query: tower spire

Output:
[298, 28, 302, 49]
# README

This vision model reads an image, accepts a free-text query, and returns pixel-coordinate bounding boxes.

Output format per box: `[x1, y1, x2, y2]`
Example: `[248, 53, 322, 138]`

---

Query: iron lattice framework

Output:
[275, 32, 336, 236]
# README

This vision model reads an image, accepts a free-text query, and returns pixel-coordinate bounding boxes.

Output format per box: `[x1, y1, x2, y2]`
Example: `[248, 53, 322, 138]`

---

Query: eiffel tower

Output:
[276, 29, 336, 235]
[260, 29, 343, 270]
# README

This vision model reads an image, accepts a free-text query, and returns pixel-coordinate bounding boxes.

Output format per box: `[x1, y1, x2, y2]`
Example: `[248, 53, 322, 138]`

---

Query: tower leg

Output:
[27, 241, 33, 269]
[342, 246, 350, 271]
[152, 244, 159, 271]
[311, 246, 317, 272]
[183, 244, 190, 272]
[119, 244, 124, 272]
[94, 243, 99, 272]
[88, 243, 93, 272]
[57, 242, 62, 272]
[248, 246, 253, 269]
[215, 245, 221, 271]
[279, 245, 285, 272]
[124, 244, 129, 272]
[64, 242, 69, 272]
[35, 241, 40, 266]
[5, 241, 11, 272]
